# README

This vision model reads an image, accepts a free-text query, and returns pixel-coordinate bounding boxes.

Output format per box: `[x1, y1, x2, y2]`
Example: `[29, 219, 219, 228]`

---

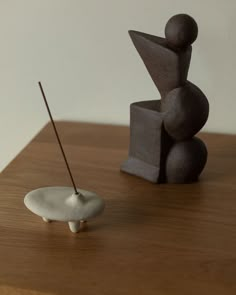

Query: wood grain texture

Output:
[0, 121, 236, 295]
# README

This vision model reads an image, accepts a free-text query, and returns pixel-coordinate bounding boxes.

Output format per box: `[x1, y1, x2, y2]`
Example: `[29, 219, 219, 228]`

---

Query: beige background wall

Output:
[0, 0, 235, 171]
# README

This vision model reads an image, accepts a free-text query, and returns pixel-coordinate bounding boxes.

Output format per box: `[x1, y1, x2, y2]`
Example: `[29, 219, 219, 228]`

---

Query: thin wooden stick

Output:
[38, 81, 79, 195]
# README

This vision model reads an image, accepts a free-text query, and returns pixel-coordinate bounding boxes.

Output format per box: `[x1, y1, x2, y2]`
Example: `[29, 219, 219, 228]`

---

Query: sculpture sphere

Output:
[165, 14, 198, 49]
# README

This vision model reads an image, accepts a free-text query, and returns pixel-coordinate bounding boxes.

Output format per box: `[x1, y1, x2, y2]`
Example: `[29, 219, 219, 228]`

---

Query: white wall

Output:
[0, 0, 235, 172]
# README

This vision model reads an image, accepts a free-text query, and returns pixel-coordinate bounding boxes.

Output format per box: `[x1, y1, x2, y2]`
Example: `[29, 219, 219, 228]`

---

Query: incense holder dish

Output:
[24, 187, 105, 233]
[121, 14, 209, 183]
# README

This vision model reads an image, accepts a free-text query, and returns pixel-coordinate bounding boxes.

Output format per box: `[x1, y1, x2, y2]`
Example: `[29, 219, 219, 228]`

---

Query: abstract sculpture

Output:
[121, 14, 209, 183]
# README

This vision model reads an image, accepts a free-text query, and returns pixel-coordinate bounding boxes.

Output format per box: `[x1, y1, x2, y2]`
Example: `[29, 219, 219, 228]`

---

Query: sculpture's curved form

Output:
[162, 82, 209, 141]
[121, 14, 209, 183]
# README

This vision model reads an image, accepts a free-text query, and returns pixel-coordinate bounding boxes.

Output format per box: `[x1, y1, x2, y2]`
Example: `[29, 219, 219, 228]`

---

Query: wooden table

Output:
[0, 122, 236, 295]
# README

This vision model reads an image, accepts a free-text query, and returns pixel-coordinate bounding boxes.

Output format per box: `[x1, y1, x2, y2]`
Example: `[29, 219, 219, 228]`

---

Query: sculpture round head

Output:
[165, 14, 198, 49]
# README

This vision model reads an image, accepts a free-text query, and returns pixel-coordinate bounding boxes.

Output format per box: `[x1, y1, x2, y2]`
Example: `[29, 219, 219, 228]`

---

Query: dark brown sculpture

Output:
[121, 14, 209, 183]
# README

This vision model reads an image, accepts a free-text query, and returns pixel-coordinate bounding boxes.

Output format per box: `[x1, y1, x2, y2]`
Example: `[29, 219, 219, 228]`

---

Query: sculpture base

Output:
[121, 100, 207, 183]
[121, 157, 160, 183]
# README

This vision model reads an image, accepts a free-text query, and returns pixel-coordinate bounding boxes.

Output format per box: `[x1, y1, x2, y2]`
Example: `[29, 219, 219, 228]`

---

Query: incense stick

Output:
[38, 81, 79, 195]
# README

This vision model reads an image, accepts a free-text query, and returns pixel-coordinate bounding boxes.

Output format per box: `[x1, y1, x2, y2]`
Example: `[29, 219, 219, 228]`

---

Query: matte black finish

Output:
[128, 30, 192, 98]
[121, 101, 173, 183]
[121, 14, 209, 184]
[162, 82, 209, 141]
[165, 137, 208, 183]
[165, 14, 198, 49]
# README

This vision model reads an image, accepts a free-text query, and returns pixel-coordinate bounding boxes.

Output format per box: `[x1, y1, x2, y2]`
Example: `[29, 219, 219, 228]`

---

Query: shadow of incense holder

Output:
[121, 14, 209, 183]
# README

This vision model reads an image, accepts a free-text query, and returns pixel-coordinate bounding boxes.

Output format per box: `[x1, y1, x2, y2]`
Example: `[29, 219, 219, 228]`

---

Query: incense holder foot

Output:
[42, 217, 51, 223]
[68, 220, 87, 233]
[24, 187, 105, 233]
[68, 221, 80, 233]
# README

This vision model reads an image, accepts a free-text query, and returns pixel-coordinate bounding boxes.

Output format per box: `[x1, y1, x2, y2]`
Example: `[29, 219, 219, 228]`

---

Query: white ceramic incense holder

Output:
[24, 82, 105, 233]
[24, 187, 105, 233]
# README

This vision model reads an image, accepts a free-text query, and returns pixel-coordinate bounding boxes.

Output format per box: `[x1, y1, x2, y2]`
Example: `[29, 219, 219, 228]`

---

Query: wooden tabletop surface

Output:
[0, 121, 236, 295]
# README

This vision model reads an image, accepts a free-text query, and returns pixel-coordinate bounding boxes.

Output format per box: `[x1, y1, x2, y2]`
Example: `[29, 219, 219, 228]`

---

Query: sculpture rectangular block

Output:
[121, 100, 173, 183]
